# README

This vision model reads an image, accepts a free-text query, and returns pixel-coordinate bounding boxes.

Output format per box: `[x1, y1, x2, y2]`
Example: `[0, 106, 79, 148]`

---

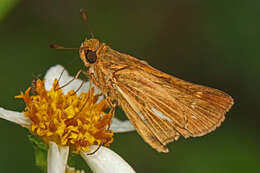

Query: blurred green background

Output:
[0, 0, 259, 172]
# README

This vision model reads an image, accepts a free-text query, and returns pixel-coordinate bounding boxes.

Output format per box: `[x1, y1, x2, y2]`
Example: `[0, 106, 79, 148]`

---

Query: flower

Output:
[0, 65, 136, 173]
[16, 79, 114, 153]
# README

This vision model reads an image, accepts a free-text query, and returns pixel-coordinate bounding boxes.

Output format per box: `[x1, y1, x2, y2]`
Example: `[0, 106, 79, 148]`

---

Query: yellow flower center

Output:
[16, 79, 113, 152]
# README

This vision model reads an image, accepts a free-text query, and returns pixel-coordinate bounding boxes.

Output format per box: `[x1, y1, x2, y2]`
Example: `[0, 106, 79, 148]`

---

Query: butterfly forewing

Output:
[113, 61, 233, 150]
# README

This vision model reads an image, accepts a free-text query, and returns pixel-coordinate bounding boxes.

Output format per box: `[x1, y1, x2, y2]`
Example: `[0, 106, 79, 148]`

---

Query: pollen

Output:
[16, 79, 114, 152]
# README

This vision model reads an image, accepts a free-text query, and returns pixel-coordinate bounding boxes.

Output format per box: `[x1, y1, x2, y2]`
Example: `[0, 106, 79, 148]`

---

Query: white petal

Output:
[44, 64, 67, 90]
[0, 107, 30, 128]
[110, 118, 135, 133]
[48, 141, 69, 173]
[44, 65, 101, 96]
[44, 65, 89, 94]
[80, 146, 135, 173]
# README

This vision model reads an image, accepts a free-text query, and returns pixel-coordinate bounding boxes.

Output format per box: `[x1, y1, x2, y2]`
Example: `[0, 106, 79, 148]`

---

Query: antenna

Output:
[80, 9, 94, 38]
[49, 44, 78, 50]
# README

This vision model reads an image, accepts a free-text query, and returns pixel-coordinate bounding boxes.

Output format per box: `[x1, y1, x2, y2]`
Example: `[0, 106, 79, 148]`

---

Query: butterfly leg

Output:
[87, 144, 102, 155]
[105, 97, 117, 130]
[70, 79, 85, 96]
[55, 69, 85, 90]
[106, 98, 116, 115]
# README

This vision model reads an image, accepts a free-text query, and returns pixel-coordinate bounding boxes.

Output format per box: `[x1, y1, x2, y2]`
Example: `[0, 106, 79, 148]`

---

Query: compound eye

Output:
[84, 50, 97, 63]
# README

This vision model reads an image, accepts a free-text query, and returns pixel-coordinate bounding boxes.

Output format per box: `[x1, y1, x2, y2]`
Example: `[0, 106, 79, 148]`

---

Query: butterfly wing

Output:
[112, 58, 233, 152]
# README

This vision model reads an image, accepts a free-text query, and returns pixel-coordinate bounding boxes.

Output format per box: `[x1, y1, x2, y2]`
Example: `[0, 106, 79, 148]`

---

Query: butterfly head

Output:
[79, 38, 101, 66]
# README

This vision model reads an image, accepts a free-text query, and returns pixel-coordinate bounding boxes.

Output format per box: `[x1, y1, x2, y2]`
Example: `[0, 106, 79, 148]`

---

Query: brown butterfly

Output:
[55, 38, 232, 153]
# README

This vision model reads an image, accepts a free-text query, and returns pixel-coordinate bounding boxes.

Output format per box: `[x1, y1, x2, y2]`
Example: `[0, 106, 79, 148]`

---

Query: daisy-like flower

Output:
[0, 65, 136, 173]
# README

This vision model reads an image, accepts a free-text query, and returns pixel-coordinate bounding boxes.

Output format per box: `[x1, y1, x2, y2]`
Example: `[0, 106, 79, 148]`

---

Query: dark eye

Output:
[84, 50, 97, 63]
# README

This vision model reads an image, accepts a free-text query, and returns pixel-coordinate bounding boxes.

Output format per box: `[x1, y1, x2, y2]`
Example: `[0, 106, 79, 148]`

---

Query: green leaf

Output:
[28, 134, 48, 172]
[0, 0, 19, 21]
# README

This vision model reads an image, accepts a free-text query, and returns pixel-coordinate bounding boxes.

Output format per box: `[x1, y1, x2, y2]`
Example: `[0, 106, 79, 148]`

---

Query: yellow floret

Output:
[16, 79, 114, 152]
